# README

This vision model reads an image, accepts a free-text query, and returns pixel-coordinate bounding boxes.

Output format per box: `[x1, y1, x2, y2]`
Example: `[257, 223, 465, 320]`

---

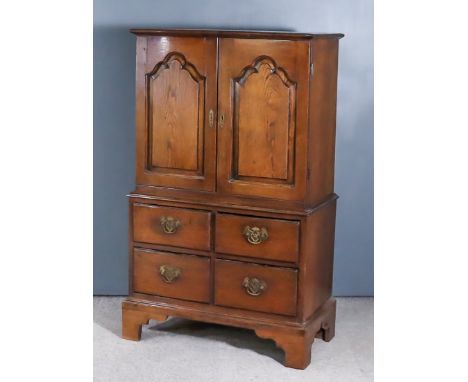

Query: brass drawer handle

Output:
[160, 216, 181, 234]
[243, 226, 269, 245]
[242, 277, 267, 296]
[159, 265, 181, 283]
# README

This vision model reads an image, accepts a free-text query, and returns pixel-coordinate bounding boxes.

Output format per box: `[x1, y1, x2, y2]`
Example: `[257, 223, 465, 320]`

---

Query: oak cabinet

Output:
[123, 29, 343, 370]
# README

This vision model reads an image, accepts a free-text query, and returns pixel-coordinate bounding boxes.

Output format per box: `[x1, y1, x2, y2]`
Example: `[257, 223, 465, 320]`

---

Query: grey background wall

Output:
[93, 0, 374, 296]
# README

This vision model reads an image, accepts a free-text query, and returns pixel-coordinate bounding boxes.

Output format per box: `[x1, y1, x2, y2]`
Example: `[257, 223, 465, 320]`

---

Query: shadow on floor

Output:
[93, 297, 283, 364]
[149, 318, 283, 364]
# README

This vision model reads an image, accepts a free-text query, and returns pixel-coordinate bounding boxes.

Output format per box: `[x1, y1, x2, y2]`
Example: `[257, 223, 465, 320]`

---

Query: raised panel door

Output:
[135, 36, 217, 191]
[217, 38, 310, 200]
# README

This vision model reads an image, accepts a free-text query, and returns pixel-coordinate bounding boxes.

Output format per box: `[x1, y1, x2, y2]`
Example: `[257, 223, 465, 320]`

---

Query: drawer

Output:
[133, 249, 210, 303]
[133, 203, 211, 251]
[214, 259, 297, 316]
[215, 213, 300, 263]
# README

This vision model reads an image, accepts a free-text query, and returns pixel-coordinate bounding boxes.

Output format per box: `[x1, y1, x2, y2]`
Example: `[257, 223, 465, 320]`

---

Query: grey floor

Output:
[94, 297, 373, 382]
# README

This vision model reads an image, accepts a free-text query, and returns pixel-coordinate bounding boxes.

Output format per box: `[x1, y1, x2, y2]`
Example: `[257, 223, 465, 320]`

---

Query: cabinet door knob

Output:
[242, 277, 267, 296]
[209, 109, 214, 127]
[243, 226, 268, 245]
[160, 216, 181, 234]
[159, 265, 181, 283]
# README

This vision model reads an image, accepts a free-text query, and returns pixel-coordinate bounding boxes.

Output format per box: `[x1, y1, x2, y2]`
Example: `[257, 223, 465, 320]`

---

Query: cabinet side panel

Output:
[307, 38, 340, 204]
[300, 200, 336, 320]
[135, 36, 147, 186]
[128, 200, 135, 295]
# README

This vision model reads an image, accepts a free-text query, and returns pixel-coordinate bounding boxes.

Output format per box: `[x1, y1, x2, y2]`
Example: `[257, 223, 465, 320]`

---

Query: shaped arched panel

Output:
[147, 52, 205, 174]
[233, 56, 296, 184]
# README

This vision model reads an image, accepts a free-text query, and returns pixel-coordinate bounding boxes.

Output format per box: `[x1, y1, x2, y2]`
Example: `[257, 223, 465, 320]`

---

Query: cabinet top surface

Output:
[130, 28, 344, 40]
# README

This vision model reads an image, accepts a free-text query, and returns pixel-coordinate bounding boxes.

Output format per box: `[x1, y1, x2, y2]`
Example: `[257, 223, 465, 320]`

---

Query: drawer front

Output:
[133, 203, 211, 251]
[215, 213, 299, 262]
[133, 249, 210, 303]
[214, 259, 297, 316]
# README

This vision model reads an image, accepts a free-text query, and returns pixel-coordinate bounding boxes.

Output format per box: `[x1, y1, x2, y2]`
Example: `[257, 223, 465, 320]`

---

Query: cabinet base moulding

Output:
[121, 297, 336, 369]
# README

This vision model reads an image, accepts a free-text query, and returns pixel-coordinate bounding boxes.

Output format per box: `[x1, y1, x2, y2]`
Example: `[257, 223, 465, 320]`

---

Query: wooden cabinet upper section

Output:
[132, 29, 343, 205]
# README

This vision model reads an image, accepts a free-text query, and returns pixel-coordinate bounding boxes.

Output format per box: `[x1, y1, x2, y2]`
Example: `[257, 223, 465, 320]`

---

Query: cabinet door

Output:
[218, 39, 310, 200]
[135, 36, 217, 191]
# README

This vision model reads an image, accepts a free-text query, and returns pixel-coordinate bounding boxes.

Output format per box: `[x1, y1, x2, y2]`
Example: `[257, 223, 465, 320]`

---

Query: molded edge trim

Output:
[129, 28, 344, 40]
